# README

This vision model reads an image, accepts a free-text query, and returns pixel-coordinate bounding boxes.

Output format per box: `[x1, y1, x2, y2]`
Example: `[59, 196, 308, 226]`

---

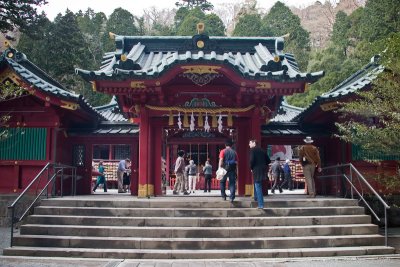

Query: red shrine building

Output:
[74, 32, 323, 197]
[2, 31, 394, 197]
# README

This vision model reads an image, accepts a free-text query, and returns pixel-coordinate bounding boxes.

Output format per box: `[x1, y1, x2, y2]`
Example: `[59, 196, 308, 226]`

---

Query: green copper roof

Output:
[0, 48, 106, 120]
[76, 34, 324, 82]
[293, 56, 384, 121]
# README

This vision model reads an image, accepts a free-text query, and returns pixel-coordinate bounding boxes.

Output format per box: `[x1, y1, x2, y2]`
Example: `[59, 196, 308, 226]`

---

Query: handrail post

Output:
[46, 165, 49, 198]
[385, 207, 388, 246]
[9, 207, 14, 247]
[60, 167, 64, 197]
[350, 164, 354, 199]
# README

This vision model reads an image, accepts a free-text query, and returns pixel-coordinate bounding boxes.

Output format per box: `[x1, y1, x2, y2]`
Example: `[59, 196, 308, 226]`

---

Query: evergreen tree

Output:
[262, 1, 311, 71]
[359, 0, 400, 42]
[175, 0, 213, 12]
[102, 8, 139, 52]
[0, 0, 48, 36]
[232, 13, 264, 36]
[336, 32, 400, 184]
[204, 13, 225, 36]
[331, 11, 351, 57]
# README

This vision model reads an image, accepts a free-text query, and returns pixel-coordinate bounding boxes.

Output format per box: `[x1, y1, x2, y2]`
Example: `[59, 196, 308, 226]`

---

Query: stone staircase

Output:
[3, 196, 394, 259]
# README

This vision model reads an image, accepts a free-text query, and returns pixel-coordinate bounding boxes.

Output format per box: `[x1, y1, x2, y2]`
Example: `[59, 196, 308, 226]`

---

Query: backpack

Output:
[223, 148, 237, 172]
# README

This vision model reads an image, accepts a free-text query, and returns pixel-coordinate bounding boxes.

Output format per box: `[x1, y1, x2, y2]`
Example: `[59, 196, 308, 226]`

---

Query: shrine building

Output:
[74, 30, 323, 197]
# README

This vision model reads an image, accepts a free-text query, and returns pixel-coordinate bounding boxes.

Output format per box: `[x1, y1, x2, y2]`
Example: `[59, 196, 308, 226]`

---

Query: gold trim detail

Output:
[155, 81, 161, 86]
[197, 23, 205, 34]
[245, 184, 253, 196]
[0, 67, 20, 85]
[197, 40, 204, 48]
[304, 83, 310, 92]
[109, 32, 116, 40]
[145, 104, 255, 114]
[60, 100, 78, 110]
[320, 102, 338, 111]
[138, 184, 154, 198]
[130, 81, 146, 89]
[91, 82, 96, 92]
[181, 65, 221, 75]
[121, 54, 127, 62]
[256, 82, 272, 89]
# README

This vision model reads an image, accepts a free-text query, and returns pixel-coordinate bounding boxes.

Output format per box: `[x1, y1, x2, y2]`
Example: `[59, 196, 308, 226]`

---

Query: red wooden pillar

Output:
[151, 121, 162, 195]
[130, 139, 139, 196]
[138, 107, 150, 197]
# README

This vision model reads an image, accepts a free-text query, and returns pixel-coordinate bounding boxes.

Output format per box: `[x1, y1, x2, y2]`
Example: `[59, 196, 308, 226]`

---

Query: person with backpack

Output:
[219, 139, 238, 203]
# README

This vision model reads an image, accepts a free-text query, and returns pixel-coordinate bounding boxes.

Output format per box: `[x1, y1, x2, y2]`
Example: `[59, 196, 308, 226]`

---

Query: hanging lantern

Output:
[183, 113, 189, 127]
[227, 112, 233, 127]
[198, 112, 203, 127]
[168, 111, 173, 126]
[212, 113, 217, 128]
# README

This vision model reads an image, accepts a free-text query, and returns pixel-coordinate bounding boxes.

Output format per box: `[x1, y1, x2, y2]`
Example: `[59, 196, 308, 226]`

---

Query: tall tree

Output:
[262, 1, 311, 70]
[175, 0, 213, 12]
[102, 8, 139, 52]
[0, 0, 48, 36]
[204, 13, 225, 36]
[331, 11, 351, 57]
[232, 13, 264, 36]
[359, 0, 400, 42]
[336, 32, 400, 182]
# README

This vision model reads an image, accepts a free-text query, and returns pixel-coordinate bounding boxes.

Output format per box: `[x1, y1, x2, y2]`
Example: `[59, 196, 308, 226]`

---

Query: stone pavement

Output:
[0, 255, 400, 267]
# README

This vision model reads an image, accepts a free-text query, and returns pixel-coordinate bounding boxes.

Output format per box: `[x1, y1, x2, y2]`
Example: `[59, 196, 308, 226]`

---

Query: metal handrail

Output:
[7, 163, 77, 247]
[320, 163, 390, 246]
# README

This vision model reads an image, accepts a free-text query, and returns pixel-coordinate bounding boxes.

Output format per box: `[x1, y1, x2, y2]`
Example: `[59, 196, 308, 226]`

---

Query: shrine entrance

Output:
[163, 128, 231, 195]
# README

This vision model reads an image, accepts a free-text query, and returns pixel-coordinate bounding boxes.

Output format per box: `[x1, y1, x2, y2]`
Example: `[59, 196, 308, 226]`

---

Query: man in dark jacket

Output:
[249, 139, 271, 209]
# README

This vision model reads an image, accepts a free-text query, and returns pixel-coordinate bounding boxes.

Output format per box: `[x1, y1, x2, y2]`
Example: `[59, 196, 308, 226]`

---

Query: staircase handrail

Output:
[320, 163, 390, 246]
[7, 162, 77, 247]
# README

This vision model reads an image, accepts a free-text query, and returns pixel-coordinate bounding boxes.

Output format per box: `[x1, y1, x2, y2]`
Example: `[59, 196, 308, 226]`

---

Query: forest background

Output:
[1, 0, 399, 184]
[1, 0, 396, 107]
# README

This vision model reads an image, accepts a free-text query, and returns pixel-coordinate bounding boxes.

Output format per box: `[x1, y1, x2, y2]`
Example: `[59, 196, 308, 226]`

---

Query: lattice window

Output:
[114, 145, 130, 160]
[73, 145, 85, 166]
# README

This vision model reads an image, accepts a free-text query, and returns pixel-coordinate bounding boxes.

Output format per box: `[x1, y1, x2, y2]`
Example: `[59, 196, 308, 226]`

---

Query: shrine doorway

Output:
[162, 129, 232, 196]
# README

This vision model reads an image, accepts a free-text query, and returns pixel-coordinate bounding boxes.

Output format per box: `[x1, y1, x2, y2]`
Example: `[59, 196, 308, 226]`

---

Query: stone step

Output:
[3, 246, 394, 259]
[12, 234, 384, 249]
[26, 214, 372, 227]
[20, 224, 378, 238]
[40, 198, 360, 208]
[34, 206, 365, 217]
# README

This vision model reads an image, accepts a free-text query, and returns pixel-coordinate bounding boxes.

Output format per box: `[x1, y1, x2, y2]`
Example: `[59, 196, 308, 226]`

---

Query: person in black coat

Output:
[249, 139, 271, 209]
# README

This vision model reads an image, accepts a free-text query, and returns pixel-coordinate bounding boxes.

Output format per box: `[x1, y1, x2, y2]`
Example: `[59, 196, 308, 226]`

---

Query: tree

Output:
[204, 13, 225, 36]
[232, 13, 264, 36]
[175, 0, 213, 12]
[262, 1, 311, 70]
[336, 32, 400, 159]
[0, 82, 24, 140]
[359, 0, 400, 42]
[331, 11, 351, 56]
[0, 0, 48, 36]
[102, 8, 139, 52]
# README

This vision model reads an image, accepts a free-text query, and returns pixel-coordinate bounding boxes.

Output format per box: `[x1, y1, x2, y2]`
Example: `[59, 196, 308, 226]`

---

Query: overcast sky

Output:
[39, 0, 333, 20]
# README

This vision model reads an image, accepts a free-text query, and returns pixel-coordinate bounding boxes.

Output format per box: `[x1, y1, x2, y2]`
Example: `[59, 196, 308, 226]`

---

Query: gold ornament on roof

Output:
[197, 23, 205, 34]
[181, 65, 221, 75]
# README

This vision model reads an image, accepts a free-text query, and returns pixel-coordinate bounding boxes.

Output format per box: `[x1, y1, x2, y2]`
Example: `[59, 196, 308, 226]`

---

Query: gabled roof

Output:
[293, 56, 384, 121]
[94, 96, 127, 122]
[270, 98, 304, 122]
[76, 34, 323, 83]
[0, 47, 106, 120]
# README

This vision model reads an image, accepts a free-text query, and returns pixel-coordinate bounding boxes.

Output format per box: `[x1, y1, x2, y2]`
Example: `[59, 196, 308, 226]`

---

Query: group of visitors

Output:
[92, 158, 131, 193]
[172, 152, 214, 195]
[249, 136, 322, 208]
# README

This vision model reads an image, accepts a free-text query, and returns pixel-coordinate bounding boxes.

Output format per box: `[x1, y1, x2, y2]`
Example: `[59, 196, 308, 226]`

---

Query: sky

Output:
[39, 0, 332, 20]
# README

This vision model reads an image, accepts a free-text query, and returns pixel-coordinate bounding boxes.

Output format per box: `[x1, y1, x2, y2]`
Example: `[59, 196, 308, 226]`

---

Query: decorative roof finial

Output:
[197, 23, 205, 34]
[109, 32, 116, 40]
